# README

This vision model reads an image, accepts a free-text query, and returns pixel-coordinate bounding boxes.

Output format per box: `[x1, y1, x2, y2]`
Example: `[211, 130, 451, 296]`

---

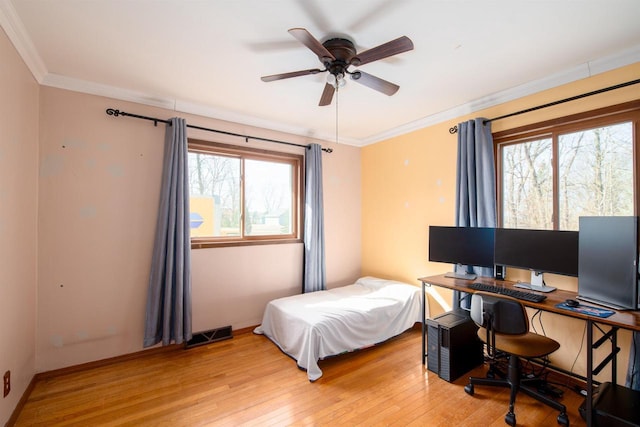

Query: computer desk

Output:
[418, 274, 640, 427]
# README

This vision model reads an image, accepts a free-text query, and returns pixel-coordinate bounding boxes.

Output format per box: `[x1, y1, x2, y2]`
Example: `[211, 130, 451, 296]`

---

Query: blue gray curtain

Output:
[454, 118, 497, 308]
[303, 143, 326, 293]
[144, 117, 192, 347]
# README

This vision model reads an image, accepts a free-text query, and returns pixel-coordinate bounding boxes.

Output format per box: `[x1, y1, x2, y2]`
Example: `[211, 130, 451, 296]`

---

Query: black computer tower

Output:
[578, 216, 640, 310]
[427, 309, 483, 382]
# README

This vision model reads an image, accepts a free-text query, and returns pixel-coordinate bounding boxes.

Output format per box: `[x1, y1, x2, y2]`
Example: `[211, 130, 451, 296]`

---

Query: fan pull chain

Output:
[335, 86, 339, 144]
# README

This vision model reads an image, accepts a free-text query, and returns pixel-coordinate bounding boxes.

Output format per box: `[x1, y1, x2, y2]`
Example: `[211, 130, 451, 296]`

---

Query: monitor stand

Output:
[444, 264, 477, 281]
[445, 271, 477, 280]
[514, 271, 556, 293]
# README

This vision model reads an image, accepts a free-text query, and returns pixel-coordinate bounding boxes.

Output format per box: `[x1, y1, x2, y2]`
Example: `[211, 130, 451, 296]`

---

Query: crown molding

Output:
[0, 0, 46, 82]
[358, 63, 592, 146]
[173, 99, 361, 146]
[41, 73, 362, 146]
[35, 45, 640, 148]
[41, 73, 177, 110]
[360, 44, 640, 146]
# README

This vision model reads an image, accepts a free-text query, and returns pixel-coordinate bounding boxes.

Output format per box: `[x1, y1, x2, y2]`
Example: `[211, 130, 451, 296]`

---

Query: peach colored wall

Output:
[36, 87, 361, 372]
[0, 28, 39, 424]
[362, 62, 640, 383]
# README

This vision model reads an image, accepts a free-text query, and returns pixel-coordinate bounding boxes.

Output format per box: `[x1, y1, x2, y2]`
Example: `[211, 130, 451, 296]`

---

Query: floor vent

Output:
[186, 325, 233, 349]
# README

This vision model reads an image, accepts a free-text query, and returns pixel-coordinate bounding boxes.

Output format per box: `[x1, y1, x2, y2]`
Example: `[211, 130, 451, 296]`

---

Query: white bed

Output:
[253, 276, 422, 381]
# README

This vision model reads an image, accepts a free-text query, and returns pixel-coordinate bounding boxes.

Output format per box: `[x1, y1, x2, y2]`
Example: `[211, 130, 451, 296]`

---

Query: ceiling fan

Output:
[261, 28, 414, 106]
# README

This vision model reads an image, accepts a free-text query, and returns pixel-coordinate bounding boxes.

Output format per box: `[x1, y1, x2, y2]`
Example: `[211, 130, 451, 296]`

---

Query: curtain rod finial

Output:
[323, 148, 333, 153]
[449, 126, 458, 134]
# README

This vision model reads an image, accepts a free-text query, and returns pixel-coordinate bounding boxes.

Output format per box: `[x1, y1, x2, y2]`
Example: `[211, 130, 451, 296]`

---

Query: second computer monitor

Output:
[494, 228, 579, 291]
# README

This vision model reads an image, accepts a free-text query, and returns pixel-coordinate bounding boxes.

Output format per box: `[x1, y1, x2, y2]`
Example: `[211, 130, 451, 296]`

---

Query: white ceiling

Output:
[2, 0, 640, 146]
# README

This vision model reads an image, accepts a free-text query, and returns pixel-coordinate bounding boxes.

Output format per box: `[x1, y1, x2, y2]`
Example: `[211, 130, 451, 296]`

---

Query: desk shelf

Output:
[579, 382, 640, 426]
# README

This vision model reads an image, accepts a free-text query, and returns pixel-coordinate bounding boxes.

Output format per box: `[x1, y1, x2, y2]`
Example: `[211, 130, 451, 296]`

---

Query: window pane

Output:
[502, 139, 553, 229]
[188, 152, 241, 237]
[244, 159, 292, 236]
[558, 122, 633, 230]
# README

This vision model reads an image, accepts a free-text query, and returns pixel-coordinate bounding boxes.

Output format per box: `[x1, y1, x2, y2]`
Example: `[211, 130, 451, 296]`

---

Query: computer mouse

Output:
[565, 299, 579, 307]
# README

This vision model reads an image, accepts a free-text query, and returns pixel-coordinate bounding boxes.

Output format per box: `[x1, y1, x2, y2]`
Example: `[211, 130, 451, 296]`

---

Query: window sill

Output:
[191, 238, 303, 249]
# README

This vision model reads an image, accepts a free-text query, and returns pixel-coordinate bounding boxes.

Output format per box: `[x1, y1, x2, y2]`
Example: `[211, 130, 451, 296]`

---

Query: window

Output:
[188, 140, 302, 247]
[501, 138, 553, 229]
[496, 101, 640, 231]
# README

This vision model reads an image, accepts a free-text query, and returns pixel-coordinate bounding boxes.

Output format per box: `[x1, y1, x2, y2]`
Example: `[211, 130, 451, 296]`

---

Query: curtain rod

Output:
[105, 108, 333, 153]
[448, 78, 640, 134]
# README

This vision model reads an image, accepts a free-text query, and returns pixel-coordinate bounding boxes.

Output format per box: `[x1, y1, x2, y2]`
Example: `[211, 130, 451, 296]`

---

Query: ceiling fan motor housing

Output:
[321, 38, 360, 75]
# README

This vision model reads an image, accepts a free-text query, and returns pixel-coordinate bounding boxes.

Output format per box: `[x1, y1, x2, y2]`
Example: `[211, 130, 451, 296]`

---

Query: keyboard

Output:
[469, 282, 547, 303]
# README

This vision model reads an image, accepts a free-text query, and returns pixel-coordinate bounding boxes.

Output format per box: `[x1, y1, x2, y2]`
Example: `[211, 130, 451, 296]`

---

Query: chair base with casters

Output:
[464, 354, 569, 426]
[464, 292, 569, 426]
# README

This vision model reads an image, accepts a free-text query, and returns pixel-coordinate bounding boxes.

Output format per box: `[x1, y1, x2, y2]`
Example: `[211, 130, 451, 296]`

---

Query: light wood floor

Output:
[14, 326, 586, 426]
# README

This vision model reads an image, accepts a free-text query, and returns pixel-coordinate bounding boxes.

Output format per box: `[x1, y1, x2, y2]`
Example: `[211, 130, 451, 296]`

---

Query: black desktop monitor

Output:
[578, 216, 639, 310]
[494, 228, 579, 292]
[428, 226, 495, 280]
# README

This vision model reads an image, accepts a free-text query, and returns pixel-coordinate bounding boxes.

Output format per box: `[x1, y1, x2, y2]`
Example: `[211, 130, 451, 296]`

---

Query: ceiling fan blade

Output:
[352, 36, 414, 66]
[351, 71, 399, 96]
[288, 28, 336, 62]
[319, 83, 335, 106]
[261, 68, 324, 82]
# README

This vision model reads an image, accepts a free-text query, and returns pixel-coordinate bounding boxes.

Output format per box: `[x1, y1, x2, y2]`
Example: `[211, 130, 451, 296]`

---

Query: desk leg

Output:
[421, 280, 426, 365]
[452, 290, 462, 310]
[612, 329, 617, 386]
[586, 319, 593, 427]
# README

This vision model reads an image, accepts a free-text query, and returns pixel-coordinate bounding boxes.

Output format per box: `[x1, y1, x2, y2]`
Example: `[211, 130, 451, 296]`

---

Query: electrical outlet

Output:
[3, 370, 9, 397]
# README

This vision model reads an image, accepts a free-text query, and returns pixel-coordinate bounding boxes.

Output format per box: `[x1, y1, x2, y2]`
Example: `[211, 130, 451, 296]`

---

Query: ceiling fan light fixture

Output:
[326, 73, 336, 86]
[327, 72, 346, 89]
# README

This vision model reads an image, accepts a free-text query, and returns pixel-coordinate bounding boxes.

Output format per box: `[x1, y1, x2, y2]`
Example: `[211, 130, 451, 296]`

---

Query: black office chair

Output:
[464, 291, 569, 426]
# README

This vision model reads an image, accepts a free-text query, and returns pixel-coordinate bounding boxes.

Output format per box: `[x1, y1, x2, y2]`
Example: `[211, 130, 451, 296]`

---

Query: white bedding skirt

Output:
[254, 276, 422, 381]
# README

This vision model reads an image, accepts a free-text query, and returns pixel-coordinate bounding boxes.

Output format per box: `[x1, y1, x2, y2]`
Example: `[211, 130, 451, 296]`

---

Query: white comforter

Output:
[254, 277, 422, 381]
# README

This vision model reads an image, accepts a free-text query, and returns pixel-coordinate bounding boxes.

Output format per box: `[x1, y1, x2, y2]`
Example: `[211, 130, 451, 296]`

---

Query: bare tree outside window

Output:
[188, 152, 240, 237]
[502, 139, 553, 229]
[498, 108, 637, 232]
[558, 123, 633, 230]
